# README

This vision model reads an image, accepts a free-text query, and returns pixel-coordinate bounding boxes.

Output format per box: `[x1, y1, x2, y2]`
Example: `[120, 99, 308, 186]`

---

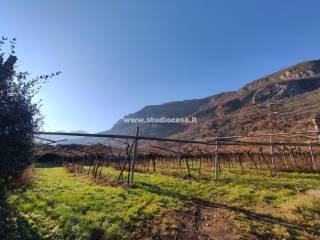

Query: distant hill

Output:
[40, 131, 88, 144]
[68, 60, 320, 144]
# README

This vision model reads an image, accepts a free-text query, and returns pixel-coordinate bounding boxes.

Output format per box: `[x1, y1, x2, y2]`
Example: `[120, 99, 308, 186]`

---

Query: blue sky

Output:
[1, 0, 320, 132]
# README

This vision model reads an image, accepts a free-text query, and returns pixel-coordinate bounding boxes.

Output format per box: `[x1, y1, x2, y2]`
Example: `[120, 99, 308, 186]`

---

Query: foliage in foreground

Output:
[0, 38, 61, 182]
[0, 38, 39, 182]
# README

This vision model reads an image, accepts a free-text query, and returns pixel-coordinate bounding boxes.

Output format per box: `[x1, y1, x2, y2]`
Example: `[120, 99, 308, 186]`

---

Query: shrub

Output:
[0, 37, 59, 183]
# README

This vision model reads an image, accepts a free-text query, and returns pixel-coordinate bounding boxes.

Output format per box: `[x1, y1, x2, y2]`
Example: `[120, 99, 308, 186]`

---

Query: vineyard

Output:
[4, 117, 315, 239]
[37, 124, 320, 185]
[7, 135, 320, 239]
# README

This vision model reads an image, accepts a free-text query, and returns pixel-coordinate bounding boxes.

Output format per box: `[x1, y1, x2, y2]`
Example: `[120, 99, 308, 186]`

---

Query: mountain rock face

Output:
[70, 60, 320, 144]
[107, 97, 212, 137]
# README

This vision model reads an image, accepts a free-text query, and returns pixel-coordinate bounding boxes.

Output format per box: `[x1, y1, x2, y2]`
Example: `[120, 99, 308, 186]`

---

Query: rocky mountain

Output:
[69, 60, 320, 144]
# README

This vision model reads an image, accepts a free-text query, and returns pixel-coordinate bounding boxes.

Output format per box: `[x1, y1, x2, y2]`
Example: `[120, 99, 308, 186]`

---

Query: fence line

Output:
[35, 129, 320, 185]
[35, 131, 320, 147]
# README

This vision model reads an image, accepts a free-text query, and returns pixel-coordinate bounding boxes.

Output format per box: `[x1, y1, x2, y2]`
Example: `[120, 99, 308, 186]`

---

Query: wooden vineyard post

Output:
[210, 144, 214, 180]
[178, 143, 182, 177]
[152, 156, 156, 173]
[270, 137, 276, 176]
[185, 156, 192, 177]
[213, 139, 219, 181]
[118, 141, 134, 180]
[129, 126, 139, 186]
[308, 140, 317, 173]
[282, 147, 289, 171]
[198, 154, 202, 175]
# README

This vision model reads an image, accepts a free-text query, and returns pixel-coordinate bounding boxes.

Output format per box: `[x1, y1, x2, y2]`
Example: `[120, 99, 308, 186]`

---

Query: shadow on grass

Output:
[0, 188, 41, 240]
[278, 172, 320, 181]
[137, 182, 319, 237]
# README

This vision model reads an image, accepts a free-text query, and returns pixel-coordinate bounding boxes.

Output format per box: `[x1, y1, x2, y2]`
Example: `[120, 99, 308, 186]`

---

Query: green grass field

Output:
[5, 163, 320, 239]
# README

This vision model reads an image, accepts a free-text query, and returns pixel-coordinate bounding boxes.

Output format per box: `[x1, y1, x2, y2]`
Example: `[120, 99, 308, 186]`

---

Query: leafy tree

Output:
[0, 37, 60, 183]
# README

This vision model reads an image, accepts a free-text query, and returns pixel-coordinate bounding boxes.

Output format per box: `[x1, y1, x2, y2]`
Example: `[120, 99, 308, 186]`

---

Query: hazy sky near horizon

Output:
[2, 0, 320, 132]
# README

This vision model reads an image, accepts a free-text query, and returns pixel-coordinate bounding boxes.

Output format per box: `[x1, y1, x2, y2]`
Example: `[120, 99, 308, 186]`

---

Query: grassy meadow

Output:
[4, 162, 320, 239]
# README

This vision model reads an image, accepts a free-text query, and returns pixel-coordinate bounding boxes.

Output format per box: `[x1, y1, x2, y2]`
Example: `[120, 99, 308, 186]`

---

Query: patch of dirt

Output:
[136, 204, 242, 240]
[176, 205, 241, 240]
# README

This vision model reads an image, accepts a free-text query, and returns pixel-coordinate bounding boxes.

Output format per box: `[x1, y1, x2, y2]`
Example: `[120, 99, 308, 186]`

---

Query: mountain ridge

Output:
[67, 59, 320, 144]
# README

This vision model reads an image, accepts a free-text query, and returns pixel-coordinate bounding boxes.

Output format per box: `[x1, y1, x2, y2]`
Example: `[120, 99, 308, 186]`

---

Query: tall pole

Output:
[213, 139, 219, 181]
[270, 137, 276, 176]
[308, 140, 317, 173]
[269, 100, 277, 177]
[178, 143, 182, 177]
[282, 147, 289, 171]
[129, 126, 139, 186]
